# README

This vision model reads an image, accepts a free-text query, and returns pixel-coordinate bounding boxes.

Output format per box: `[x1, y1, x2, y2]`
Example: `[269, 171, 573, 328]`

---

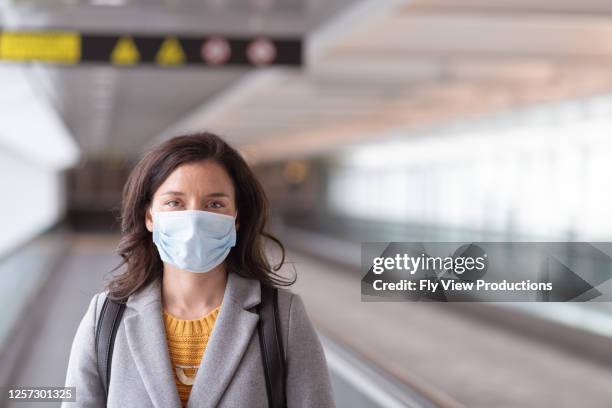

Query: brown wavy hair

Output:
[106, 131, 294, 302]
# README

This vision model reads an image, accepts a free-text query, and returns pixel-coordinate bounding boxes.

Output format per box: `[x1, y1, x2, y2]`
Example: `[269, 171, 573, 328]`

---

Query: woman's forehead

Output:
[157, 160, 235, 195]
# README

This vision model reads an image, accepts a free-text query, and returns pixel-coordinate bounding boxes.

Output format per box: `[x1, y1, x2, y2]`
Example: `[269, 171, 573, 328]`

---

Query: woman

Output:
[63, 132, 335, 408]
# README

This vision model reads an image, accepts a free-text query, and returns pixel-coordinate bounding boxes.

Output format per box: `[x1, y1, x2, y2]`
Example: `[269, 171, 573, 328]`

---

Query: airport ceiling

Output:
[0, 0, 353, 160]
[5, 0, 612, 163]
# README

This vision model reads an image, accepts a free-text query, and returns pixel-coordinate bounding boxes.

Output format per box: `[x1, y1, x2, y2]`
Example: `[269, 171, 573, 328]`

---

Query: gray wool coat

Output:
[62, 271, 336, 408]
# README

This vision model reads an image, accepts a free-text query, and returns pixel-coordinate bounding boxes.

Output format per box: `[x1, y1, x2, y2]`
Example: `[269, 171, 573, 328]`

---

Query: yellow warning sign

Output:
[155, 37, 185, 66]
[111, 36, 139, 65]
[0, 31, 80, 63]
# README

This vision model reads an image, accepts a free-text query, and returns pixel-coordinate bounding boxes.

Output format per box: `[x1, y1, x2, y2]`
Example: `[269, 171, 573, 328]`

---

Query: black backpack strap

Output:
[95, 296, 126, 402]
[257, 284, 287, 408]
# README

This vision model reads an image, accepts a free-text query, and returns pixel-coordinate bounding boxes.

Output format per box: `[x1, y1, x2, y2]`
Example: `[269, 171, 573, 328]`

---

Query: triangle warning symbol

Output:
[111, 37, 139, 65]
[156, 37, 186, 66]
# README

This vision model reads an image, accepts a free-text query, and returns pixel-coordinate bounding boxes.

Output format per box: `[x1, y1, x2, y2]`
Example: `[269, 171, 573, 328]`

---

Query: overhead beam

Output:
[237, 73, 612, 163]
[404, 0, 612, 16]
[328, 12, 612, 61]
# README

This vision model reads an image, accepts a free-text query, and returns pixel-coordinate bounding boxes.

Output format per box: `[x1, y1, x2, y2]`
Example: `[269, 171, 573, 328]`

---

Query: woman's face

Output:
[145, 159, 238, 232]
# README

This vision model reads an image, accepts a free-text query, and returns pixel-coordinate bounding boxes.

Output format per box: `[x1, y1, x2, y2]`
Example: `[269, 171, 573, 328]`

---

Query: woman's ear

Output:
[145, 207, 153, 232]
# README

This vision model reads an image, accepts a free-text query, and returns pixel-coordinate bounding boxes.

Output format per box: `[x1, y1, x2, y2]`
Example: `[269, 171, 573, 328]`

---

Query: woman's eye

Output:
[165, 200, 181, 207]
[207, 201, 223, 209]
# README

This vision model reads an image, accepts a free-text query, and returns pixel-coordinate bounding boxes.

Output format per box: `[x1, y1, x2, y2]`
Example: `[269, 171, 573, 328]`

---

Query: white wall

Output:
[0, 148, 67, 255]
[0, 66, 79, 256]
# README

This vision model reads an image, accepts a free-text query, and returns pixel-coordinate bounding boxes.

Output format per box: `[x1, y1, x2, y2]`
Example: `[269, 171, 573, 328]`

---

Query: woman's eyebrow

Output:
[160, 190, 230, 198]
[206, 192, 230, 198]
[160, 190, 186, 196]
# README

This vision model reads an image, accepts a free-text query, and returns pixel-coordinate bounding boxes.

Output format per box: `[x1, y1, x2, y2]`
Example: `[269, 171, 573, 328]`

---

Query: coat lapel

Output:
[123, 272, 262, 408]
[186, 271, 261, 408]
[124, 277, 182, 408]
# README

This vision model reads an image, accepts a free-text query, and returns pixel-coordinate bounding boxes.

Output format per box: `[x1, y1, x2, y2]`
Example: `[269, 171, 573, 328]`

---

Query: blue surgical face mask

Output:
[151, 210, 237, 273]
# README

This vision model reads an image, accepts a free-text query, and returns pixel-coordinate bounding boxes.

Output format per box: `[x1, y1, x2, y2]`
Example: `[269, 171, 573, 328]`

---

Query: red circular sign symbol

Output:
[201, 37, 231, 66]
[246, 37, 277, 66]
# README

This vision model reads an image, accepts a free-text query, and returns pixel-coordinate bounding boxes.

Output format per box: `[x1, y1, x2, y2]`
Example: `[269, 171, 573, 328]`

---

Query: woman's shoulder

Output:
[68, 290, 111, 354]
[273, 286, 328, 371]
[83, 289, 110, 329]
[273, 287, 317, 338]
[275, 286, 302, 314]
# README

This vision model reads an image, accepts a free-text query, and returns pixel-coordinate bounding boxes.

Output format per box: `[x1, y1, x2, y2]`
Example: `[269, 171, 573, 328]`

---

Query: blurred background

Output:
[2, 0, 612, 407]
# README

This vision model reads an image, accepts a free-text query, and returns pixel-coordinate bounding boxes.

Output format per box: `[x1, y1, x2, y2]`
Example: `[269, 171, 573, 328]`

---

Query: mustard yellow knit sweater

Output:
[162, 305, 220, 407]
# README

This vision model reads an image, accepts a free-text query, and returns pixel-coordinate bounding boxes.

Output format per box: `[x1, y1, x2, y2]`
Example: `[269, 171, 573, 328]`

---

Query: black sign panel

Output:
[0, 31, 303, 68]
